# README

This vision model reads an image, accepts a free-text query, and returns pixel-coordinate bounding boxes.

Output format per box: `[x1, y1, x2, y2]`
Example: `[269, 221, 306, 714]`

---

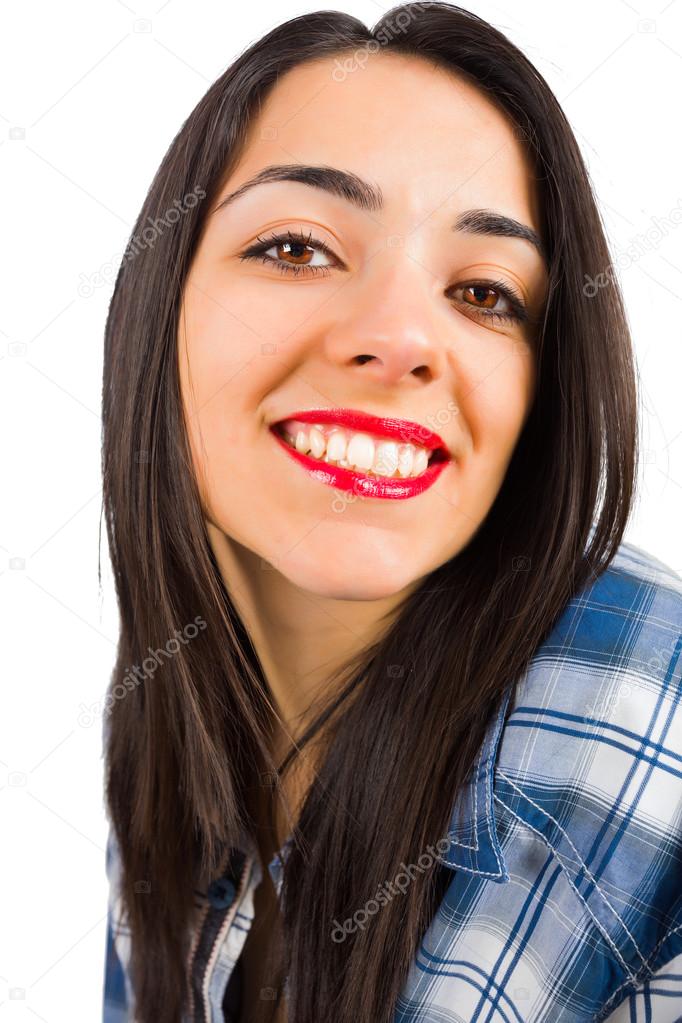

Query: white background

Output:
[1, 1, 681, 1019]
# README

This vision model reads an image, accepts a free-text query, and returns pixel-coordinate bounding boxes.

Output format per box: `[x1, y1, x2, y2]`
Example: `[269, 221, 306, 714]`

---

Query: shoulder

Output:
[493, 539, 682, 981]
[533, 537, 681, 676]
[562, 537, 682, 658]
[501, 538, 682, 735]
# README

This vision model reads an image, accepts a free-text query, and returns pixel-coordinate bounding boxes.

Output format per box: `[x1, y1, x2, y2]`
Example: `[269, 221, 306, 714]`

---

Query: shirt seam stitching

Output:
[493, 789, 639, 984]
[496, 768, 650, 970]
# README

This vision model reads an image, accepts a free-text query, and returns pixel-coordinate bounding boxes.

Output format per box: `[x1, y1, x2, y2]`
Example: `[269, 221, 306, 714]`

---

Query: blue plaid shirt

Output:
[103, 539, 682, 1022]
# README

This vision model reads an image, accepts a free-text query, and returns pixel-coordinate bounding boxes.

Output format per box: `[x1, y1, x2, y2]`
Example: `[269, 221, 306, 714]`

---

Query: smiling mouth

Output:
[272, 418, 448, 479]
[268, 411, 453, 501]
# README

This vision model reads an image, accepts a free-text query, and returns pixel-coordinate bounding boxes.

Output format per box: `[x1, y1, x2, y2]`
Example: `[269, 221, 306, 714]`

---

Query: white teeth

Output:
[373, 441, 399, 477]
[346, 432, 375, 471]
[397, 443, 414, 478]
[279, 419, 436, 478]
[326, 430, 347, 462]
[412, 447, 429, 475]
[295, 429, 308, 454]
[309, 426, 326, 459]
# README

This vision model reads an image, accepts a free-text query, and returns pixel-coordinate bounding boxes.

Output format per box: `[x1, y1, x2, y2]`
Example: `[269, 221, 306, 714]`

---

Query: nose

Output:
[322, 251, 449, 389]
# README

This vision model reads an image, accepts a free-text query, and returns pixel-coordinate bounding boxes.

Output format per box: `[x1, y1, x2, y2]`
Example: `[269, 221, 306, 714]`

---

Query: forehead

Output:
[231, 51, 540, 230]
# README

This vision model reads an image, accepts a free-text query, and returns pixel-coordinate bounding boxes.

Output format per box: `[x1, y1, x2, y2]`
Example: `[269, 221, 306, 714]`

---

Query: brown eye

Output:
[239, 229, 341, 278]
[274, 239, 315, 267]
[462, 284, 501, 310]
[447, 279, 528, 325]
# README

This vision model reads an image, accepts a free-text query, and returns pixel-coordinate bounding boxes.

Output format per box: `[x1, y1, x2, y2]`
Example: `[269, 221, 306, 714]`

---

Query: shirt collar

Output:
[437, 684, 513, 883]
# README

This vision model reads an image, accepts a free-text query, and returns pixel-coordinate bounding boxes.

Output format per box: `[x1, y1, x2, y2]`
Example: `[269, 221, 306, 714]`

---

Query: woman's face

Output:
[178, 53, 547, 601]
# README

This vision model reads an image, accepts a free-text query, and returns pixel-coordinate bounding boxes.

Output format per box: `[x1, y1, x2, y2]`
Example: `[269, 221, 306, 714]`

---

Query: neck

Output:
[206, 521, 417, 848]
[207, 522, 411, 741]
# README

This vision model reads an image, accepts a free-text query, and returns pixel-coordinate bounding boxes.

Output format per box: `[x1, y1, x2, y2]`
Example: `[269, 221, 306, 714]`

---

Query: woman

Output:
[101, 3, 682, 1021]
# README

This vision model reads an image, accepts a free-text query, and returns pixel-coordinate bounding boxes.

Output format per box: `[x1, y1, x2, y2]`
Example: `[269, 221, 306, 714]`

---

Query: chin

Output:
[275, 544, 421, 602]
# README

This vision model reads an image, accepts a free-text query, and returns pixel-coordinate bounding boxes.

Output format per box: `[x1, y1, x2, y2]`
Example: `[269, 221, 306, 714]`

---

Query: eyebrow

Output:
[212, 163, 545, 259]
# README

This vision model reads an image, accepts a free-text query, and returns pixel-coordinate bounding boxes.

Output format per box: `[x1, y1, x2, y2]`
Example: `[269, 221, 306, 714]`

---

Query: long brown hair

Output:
[102, 4, 639, 1020]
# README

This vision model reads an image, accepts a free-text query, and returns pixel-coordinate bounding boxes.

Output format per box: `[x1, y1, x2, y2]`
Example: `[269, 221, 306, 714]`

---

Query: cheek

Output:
[180, 388, 266, 536]
[180, 285, 258, 386]
[465, 341, 535, 464]
[186, 262, 317, 349]
[177, 306, 245, 511]
[178, 277, 283, 444]
[177, 299, 293, 520]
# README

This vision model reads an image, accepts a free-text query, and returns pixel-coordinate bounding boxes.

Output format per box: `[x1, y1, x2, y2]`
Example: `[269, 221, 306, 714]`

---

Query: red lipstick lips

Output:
[270, 407, 452, 501]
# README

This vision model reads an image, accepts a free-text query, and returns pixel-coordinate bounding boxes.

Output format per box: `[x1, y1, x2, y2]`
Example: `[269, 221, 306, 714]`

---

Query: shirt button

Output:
[207, 877, 236, 909]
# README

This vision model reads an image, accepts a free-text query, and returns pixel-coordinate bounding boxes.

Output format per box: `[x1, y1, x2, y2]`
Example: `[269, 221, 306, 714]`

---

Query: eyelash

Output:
[238, 229, 529, 325]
